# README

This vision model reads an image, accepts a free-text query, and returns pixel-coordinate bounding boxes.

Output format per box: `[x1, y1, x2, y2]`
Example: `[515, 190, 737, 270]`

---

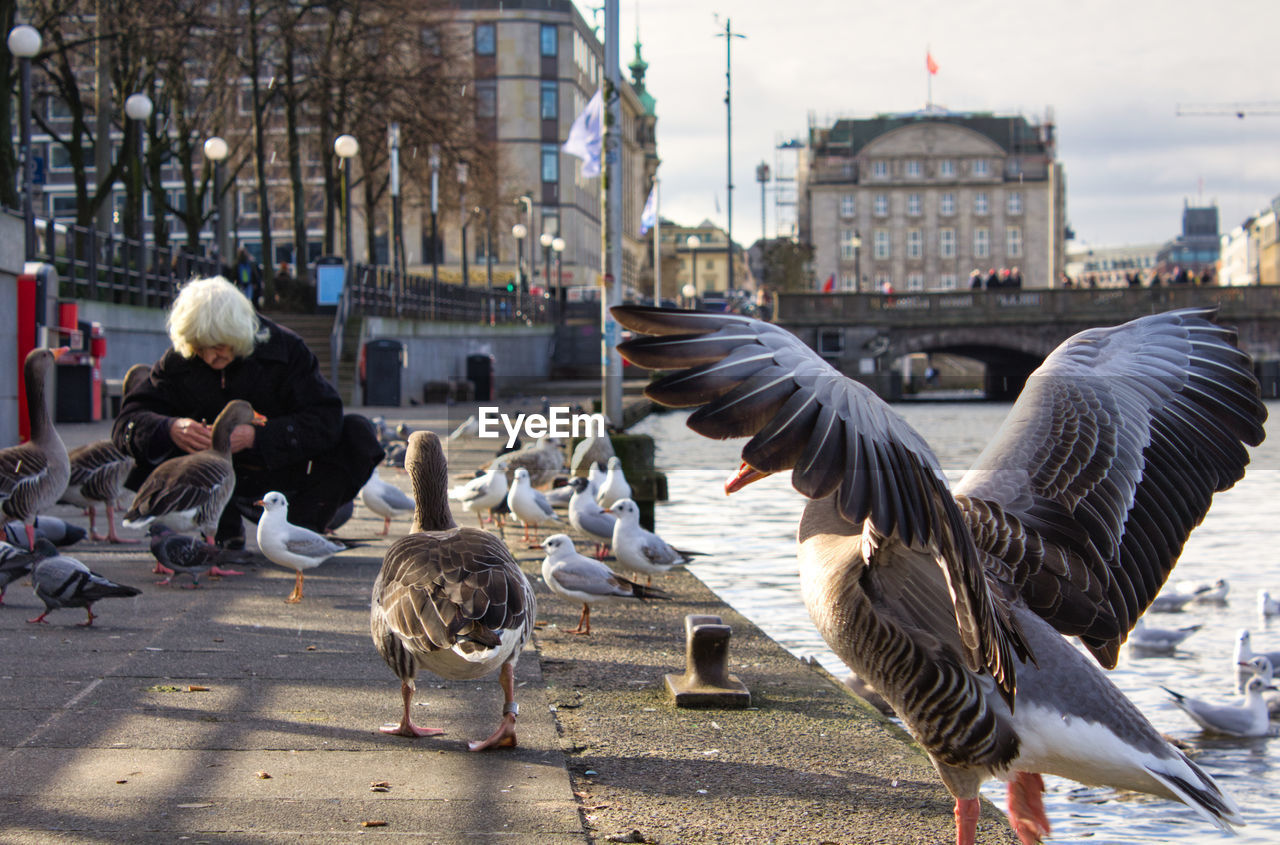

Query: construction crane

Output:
[1175, 101, 1280, 119]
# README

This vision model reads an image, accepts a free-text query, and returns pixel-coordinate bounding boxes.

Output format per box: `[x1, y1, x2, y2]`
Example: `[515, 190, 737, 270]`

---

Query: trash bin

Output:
[467, 353, 495, 402]
[362, 339, 403, 406]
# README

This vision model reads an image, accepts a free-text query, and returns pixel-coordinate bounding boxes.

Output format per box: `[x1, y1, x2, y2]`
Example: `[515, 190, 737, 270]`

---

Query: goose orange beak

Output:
[51, 346, 70, 361]
[252, 411, 268, 426]
[725, 461, 771, 495]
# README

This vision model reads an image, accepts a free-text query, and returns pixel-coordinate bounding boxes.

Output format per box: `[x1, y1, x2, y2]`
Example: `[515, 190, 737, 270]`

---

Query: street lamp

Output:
[511, 222, 527, 293]
[203, 136, 229, 263]
[686, 234, 701, 300]
[457, 161, 469, 286]
[539, 231, 553, 292]
[334, 134, 359, 281]
[8, 24, 41, 261]
[124, 92, 153, 278]
[429, 144, 440, 284]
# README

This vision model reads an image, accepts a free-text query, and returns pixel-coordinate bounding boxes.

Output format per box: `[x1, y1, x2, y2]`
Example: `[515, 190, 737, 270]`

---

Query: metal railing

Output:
[32, 219, 222, 309]
[347, 265, 598, 325]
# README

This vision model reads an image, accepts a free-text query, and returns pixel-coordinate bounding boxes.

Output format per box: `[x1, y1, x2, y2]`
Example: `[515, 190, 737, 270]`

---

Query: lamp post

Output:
[8, 24, 41, 261]
[516, 194, 533, 283]
[334, 134, 359, 282]
[512, 222, 527, 294]
[203, 136, 229, 263]
[388, 123, 403, 277]
[429, 144, 440, 284]
[124, 93, 152, 248]
[552, 236, 565, 321]
[686, 234, 701, 302]
[756, 161, 770, 245]
[539, 231, 553, 292]
[457, 161, 469, 287]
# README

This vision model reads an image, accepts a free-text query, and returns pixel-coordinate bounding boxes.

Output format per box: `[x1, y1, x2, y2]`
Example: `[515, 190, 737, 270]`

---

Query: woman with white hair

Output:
[113, 276, 383, 547]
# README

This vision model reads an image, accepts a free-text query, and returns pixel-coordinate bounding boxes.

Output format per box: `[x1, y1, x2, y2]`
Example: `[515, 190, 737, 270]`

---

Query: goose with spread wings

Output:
[614, 305, 1265, 844]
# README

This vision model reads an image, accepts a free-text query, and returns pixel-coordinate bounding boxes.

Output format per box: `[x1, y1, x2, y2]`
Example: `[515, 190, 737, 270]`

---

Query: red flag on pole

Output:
[822, 274, 835, 293]
[926, 51, 939, 75]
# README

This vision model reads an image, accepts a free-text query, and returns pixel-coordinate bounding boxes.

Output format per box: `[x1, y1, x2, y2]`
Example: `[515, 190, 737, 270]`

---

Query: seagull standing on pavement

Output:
[540, 533, 669, 634]
[255, 491, 351, 603]
[28, 543, 141, 626]
[360, 469, 415, 536]
[595, 457, 632, 509]
[450, 463, 508, 529]
[1164, 676, 1276, 738]
[507, 467, 560, 543]
[567, 476, 616, 558]
[610, 498, 695, 583]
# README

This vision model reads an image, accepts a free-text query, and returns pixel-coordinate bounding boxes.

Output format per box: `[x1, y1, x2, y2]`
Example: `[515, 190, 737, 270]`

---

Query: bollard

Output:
[664, 614, 751, 708]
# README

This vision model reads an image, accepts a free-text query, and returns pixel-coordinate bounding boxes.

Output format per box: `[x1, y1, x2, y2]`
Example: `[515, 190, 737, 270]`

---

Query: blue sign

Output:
[31, 154, 45, 185]
[316, 263, 345, 306]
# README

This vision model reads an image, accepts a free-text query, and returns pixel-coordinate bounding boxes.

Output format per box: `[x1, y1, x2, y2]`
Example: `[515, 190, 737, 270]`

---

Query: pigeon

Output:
[449, 464, 508, 528]
[595, 456, 632, 509]
[28, 546, 141, 626]
[566, 476, 616, 557]
[4, 516, 86, 548]
[147, 524, 253, 588]
[371, 431, 535, 751]
[507, 467, 561, 543]
[0, 348, 71, 549]
[610, 498, 695, 582]
[0, 538, 55, 603]
[540, 533, 669, 634]
[1164, 676, 1276, 738]
[360, 469, 415, 535]
[255, 491, 352, 603]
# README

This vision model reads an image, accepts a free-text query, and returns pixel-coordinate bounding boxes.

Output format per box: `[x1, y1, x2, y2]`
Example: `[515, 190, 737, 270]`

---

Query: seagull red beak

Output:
[725, 461, 771, 495]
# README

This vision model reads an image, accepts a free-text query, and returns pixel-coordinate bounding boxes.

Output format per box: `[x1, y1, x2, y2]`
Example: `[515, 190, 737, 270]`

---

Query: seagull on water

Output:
[613, 304, 1264, 842]
[1258, 589, 1280, 619]
[1128, 617, 1202, 653]
[540, 534, 669, 634]
[255, 491, 352, 603]
[1164, 676, 1276, 738]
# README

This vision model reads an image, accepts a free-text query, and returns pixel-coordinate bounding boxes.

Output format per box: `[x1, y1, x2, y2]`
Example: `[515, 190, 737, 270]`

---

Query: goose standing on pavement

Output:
[614, 304, 1264, 841]
[256, 491, 351, 603]
[122, 399, 266, 543]
[371, 431, 535, 751]
[595, 456, 632, 509]
[0, 348, 71, 550]
[507, 467, 560, 543]
[610, 498, 695, 582]
[360, 468, 415, 535]
[540, 533, 669, 634]
[567, 477, 616, 558]
[28, 542, 141, 626]
[1164, 676, 1277, 738]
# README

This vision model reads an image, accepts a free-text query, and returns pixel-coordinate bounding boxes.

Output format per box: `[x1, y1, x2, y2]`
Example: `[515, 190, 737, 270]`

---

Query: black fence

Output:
[348, 265, 599, 325]
[34, 220, 222, 310]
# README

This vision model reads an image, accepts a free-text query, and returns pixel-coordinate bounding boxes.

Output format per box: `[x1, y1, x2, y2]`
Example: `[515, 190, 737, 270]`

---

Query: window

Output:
[939, 228, 956, 258]
[1007, 226, 1022, 258]
[972, 158, 990, 177]
[939, 159, 956, 178]
[906, 272, 924, 291]
[874, 272, 892, 292]
[541, 144, 559, 183]
[839, 272, 856, 290]
[51, 194, 77, 219]
[540, 82, 558, 120]
[939, 273, 957, 290]
[840, 229, 858, 260]
[905, 159, 922, 178]
[475, 81, 497, 118]
[49, 144, 73, 171]
[906, 229, 922, 259]
[48, 97, 72, 121]
[840, 193, 856, 218]
[873, 193, 888, 217]
[974, 227, 990, 258]
[871, 160, 889, 180]
[1007, 191, 1023, 215]
[873, 230, 890, 260]
[907, 193, 922, 216]
[940, 192, 955, 216]
[974, 192, 989, 215]
[540, 23, 557, 56]
[240, 190, 259, 218]
[475, 22, 495, 56]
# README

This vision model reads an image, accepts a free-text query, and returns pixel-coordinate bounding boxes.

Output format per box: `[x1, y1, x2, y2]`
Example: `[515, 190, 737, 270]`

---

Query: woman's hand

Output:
[228, 423, 257, 454]
[170, 417, 211, 453]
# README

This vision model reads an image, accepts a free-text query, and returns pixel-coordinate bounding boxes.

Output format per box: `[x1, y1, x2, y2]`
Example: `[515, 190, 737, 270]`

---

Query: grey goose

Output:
[614, 305, 1265, 842]
[0, 349, 71, 550]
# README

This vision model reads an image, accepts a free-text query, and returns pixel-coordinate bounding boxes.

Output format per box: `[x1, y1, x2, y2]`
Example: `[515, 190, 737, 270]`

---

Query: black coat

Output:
[113, 317, 362, 492]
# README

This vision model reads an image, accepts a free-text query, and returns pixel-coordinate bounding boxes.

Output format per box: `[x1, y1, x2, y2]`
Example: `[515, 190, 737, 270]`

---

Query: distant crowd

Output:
[968, 267, 1024, 289]
[1058, 265, 1216, 289]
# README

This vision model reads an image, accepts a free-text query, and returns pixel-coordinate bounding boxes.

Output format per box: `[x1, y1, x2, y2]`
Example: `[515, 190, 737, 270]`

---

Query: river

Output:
[632, 400, 1280, 845]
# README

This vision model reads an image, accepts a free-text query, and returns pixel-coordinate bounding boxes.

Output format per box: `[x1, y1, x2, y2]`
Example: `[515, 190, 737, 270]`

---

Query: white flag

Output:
[639, 185, 658, 236]
[562, 88, 603, 177]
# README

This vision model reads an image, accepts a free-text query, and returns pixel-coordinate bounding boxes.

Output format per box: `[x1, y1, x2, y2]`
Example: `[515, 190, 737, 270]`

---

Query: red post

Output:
[16, 274, 36, 441]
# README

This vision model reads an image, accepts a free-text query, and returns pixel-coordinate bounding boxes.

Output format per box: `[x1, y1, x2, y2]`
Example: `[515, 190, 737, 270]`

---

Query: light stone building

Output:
[799, 110, 1066, 291]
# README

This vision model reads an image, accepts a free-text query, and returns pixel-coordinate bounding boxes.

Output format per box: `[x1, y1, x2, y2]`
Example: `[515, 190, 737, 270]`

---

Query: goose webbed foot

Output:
[1007, 771, 1050, 845]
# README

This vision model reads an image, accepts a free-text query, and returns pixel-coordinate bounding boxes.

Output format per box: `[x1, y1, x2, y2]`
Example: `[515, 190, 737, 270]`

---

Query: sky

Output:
[575, 0, 1280, 250]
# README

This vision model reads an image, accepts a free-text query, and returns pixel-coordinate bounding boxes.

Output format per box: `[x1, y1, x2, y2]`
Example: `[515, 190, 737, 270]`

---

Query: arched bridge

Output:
[776, 286, 1280, 400]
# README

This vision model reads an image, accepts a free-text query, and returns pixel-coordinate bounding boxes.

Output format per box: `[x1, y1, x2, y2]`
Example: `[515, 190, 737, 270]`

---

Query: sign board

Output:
[315, 259, 345, 307]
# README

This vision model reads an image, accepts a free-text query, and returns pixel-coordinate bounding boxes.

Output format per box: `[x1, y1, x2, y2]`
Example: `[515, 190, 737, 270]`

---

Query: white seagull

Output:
[613, 304, 1263, 842]
[1148, 589, 1197, 613]
[507, 467, 560, 543]
[255, 491, 351, 603]
[1174, 578, 1229, 603]
[610, 498, 695, 582]
[567, 476, 616, 557]
[1234, 629, 1280, 691]
[1128, 617, 1202, 653]
[360, 468, 415, 535]
[1164, 676, 1276, 738]
[1239, 655, 1280, 718]
[449, 464, 508, 528]
[540, 533, 669, 634]
[595, 456, 632, 509]
[1258, 589, 1280, 619]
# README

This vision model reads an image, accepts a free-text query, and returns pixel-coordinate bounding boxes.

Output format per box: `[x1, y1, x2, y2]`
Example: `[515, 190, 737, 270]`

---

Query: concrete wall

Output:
[76, 300, 173, 381]
[0, 214, 22, 443]
[361, 317, 555, 404]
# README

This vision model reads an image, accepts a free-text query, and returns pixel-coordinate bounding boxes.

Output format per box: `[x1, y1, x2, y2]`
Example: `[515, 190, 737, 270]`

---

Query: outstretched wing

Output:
[954, 307, 1265, 668]
[614, 305, 1029, 702]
